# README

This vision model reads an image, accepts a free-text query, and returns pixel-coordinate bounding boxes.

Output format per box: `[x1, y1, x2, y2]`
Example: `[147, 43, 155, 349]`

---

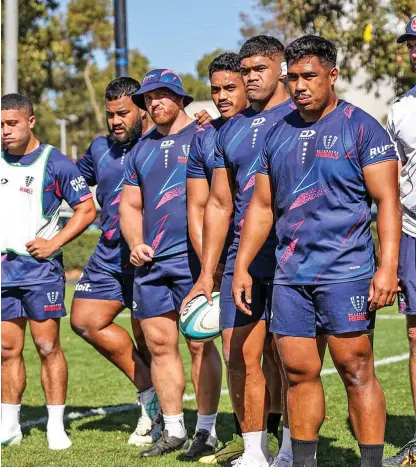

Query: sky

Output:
[60, 0, 256, 75]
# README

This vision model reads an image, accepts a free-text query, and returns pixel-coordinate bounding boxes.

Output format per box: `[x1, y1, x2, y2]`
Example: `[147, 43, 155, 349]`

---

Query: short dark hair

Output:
[239, 35, 285, 60]
[285, 35, 337, 68]
[105, 77, 141, 101]
[208, 52, 241, 78]
[1, 93, 34, 116]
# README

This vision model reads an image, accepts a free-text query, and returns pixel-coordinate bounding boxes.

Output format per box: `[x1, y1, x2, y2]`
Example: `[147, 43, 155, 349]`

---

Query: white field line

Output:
[21, 352, 409, 429]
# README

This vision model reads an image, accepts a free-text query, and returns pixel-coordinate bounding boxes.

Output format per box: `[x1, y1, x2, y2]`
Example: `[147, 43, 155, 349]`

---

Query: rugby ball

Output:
[179, 293, 221, 342]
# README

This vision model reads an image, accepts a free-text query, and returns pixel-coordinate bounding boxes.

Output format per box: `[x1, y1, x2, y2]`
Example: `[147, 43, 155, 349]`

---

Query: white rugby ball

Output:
[179, 293, 221, 342]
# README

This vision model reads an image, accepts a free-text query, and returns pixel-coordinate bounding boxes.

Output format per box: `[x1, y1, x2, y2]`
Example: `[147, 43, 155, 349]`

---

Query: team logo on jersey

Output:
[161, 140, 175, 149]
[251, 117, 266, 127]
[182, 145, 190, 157]
[44, 291, 63, 312]
[1, 178, 8, 184]
[323, 135, 338, 150]
[348, 295, 367, 322]
[25, 176, 34, 187]
[369, 144, 394, 159]
[298, 130, 316, 139]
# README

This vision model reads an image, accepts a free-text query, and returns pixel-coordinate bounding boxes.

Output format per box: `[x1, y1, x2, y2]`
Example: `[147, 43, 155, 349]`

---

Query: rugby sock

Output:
[1, 403, 21, 435]
[242, 430, 270, 463]
[291, 438, 318, 467]
[163, 413, 187, 439]
[280, 426, 293, 458]
[139, 386, 160, 422]
[46, 405, 66, 433]
[359, 443, 384, 467]
[267, 412, 281, 438]
[233, 412, 242, 436]
[195, 412, 217, 439]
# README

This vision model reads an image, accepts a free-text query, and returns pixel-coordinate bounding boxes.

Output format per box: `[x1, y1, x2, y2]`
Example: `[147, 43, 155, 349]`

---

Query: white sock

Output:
[242, 430, 270, 462]
[139, 386, 160, 422]
[163, 413, 187, 439]
[279, 426, 293, 458]
[46, 405, 65, 433]
[195, 412, 217, 438]
[1, 403, 21, 434]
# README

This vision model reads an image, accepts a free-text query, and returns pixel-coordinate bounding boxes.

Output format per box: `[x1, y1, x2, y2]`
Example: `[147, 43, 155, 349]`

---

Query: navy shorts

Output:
[73, 257, 134, 309]
[2, 278, 66, 321]
[132, 253, 200, 319]
[270, 278, 375, 337]
[220, 247, 272, 330]
[398, 232, 416, 315]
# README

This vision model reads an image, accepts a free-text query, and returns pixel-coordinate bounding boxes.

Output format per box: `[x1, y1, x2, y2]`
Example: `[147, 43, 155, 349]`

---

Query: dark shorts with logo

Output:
[1, 278, 66, 321]
[270, 278, 375, 337]
[398, 231, 416, 315]
[73, 256, 134, 309]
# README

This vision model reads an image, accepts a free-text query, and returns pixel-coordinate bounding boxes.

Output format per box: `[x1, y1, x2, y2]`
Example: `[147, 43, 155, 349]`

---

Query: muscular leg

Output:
[263, 336, 282, 439]
[327, 332, 385, 444]
[140, 312, 185, 416]
[186, 339, 222, 415]
[29, 319, 67, 404]
[222, 321, 269, 432]
[1, 319, 26, 404]
[71, 298, 151, 391]
[275, 335, 325, 441]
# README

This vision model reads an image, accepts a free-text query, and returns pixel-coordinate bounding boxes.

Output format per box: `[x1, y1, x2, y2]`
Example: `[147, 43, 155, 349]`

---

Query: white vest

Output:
[0, 144, 62, 257]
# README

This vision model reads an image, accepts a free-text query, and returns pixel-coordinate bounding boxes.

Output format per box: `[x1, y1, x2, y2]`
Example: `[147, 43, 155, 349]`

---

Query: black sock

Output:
[267, 412, 282, 438]
[233, 412, 242, 436]
[359, 443, 384, 467]
[292, 438, 318, 467]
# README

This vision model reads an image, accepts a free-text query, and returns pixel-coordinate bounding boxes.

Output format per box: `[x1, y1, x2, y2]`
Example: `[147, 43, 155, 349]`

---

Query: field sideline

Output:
[2, 285, 413, 467]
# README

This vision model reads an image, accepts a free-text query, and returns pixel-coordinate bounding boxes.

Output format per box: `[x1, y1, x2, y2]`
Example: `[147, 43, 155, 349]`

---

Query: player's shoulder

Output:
[47, 145, 76, 168]
[195, 117, 222, 139]
[341, 101, 381, 130]
[389, 85, 416, 115]
[88, 135, 113, 155]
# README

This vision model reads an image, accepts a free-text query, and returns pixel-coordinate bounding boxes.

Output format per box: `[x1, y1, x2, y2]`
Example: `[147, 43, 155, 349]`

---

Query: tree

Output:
[240, 0, 414, 96]
[196, 49, 226, 81]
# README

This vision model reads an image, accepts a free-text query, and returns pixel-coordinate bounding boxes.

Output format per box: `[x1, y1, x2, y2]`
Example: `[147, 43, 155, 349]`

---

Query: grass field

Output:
[2, 284, 413, 467]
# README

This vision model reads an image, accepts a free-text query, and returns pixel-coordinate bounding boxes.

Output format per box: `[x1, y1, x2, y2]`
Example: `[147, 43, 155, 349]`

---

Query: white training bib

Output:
[0, 144, 62, 257]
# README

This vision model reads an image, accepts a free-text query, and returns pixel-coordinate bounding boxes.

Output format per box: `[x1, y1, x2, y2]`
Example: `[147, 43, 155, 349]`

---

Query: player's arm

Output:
[187, 177, 209, 261]
[364, 160, 402, 310]
[232, 173, 274, 315]
[120, 150, 154, 266]
[181, 167, 235, 309]
[76, 143, 97, 186]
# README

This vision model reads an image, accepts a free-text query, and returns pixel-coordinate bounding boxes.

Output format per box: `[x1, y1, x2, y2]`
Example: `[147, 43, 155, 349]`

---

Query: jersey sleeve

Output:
[52, 150, 93, 207]
[214, 124, 230, 169]
[123, 142, 141, 187]
[387, 104, 407, 162]
[354, 113, 398, 168]
[186, 130, 206, 179]
[76, 143, 97, 186]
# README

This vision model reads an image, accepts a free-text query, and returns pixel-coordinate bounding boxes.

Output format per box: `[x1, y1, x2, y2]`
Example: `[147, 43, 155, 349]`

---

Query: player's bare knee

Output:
[407, 326, 416, 349]
[146, 333, 176, 360]
[34, 338, 60, 360]
[338, 355, 373, 389]
[187, 340, 204, 359]
[284, 362, 321, 387]
[1, 342, 23, 361]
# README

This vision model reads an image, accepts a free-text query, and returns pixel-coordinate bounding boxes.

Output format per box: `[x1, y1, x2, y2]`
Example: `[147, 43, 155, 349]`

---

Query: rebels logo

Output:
[44, 291, 63, 312]
[25, 176, 34, 187]
[251, 117, 266, 127]
[316, 135, 339, 159]
[348, 295, 367, 322]
[70, 176, 87, 192]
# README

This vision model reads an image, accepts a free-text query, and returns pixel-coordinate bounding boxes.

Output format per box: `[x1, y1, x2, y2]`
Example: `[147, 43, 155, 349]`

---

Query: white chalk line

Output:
[20, 352, 409, 429]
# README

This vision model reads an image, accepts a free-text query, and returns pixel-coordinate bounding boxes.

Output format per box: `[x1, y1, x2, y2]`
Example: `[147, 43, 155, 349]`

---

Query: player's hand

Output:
[195, 109, 212, 126]
[213, 263, 225, 292]
[25, 237, 59, 259]
[130, 243, 154, 266]
[180, 273, 214, 313]
[368, 267, 400, 311]
[232, 268, 253, 316]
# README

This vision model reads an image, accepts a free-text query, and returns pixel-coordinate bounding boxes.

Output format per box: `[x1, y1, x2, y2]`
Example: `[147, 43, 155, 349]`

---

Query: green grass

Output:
[2, 285, 412, 466]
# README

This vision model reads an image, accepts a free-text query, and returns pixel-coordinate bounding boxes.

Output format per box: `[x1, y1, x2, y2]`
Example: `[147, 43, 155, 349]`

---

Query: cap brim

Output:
[397, 33, 416, 43]
[132, 83, 194, 110]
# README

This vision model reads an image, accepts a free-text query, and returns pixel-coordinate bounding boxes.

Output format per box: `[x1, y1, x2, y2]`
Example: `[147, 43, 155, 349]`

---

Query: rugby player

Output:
[383, 15, 416, 467]
[70, 77, 161, 446]
[1, 94, 96, 449]
[183, 36, 295, 467]
[233, 35, 401, 467]
[120, 69, 222, 458]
